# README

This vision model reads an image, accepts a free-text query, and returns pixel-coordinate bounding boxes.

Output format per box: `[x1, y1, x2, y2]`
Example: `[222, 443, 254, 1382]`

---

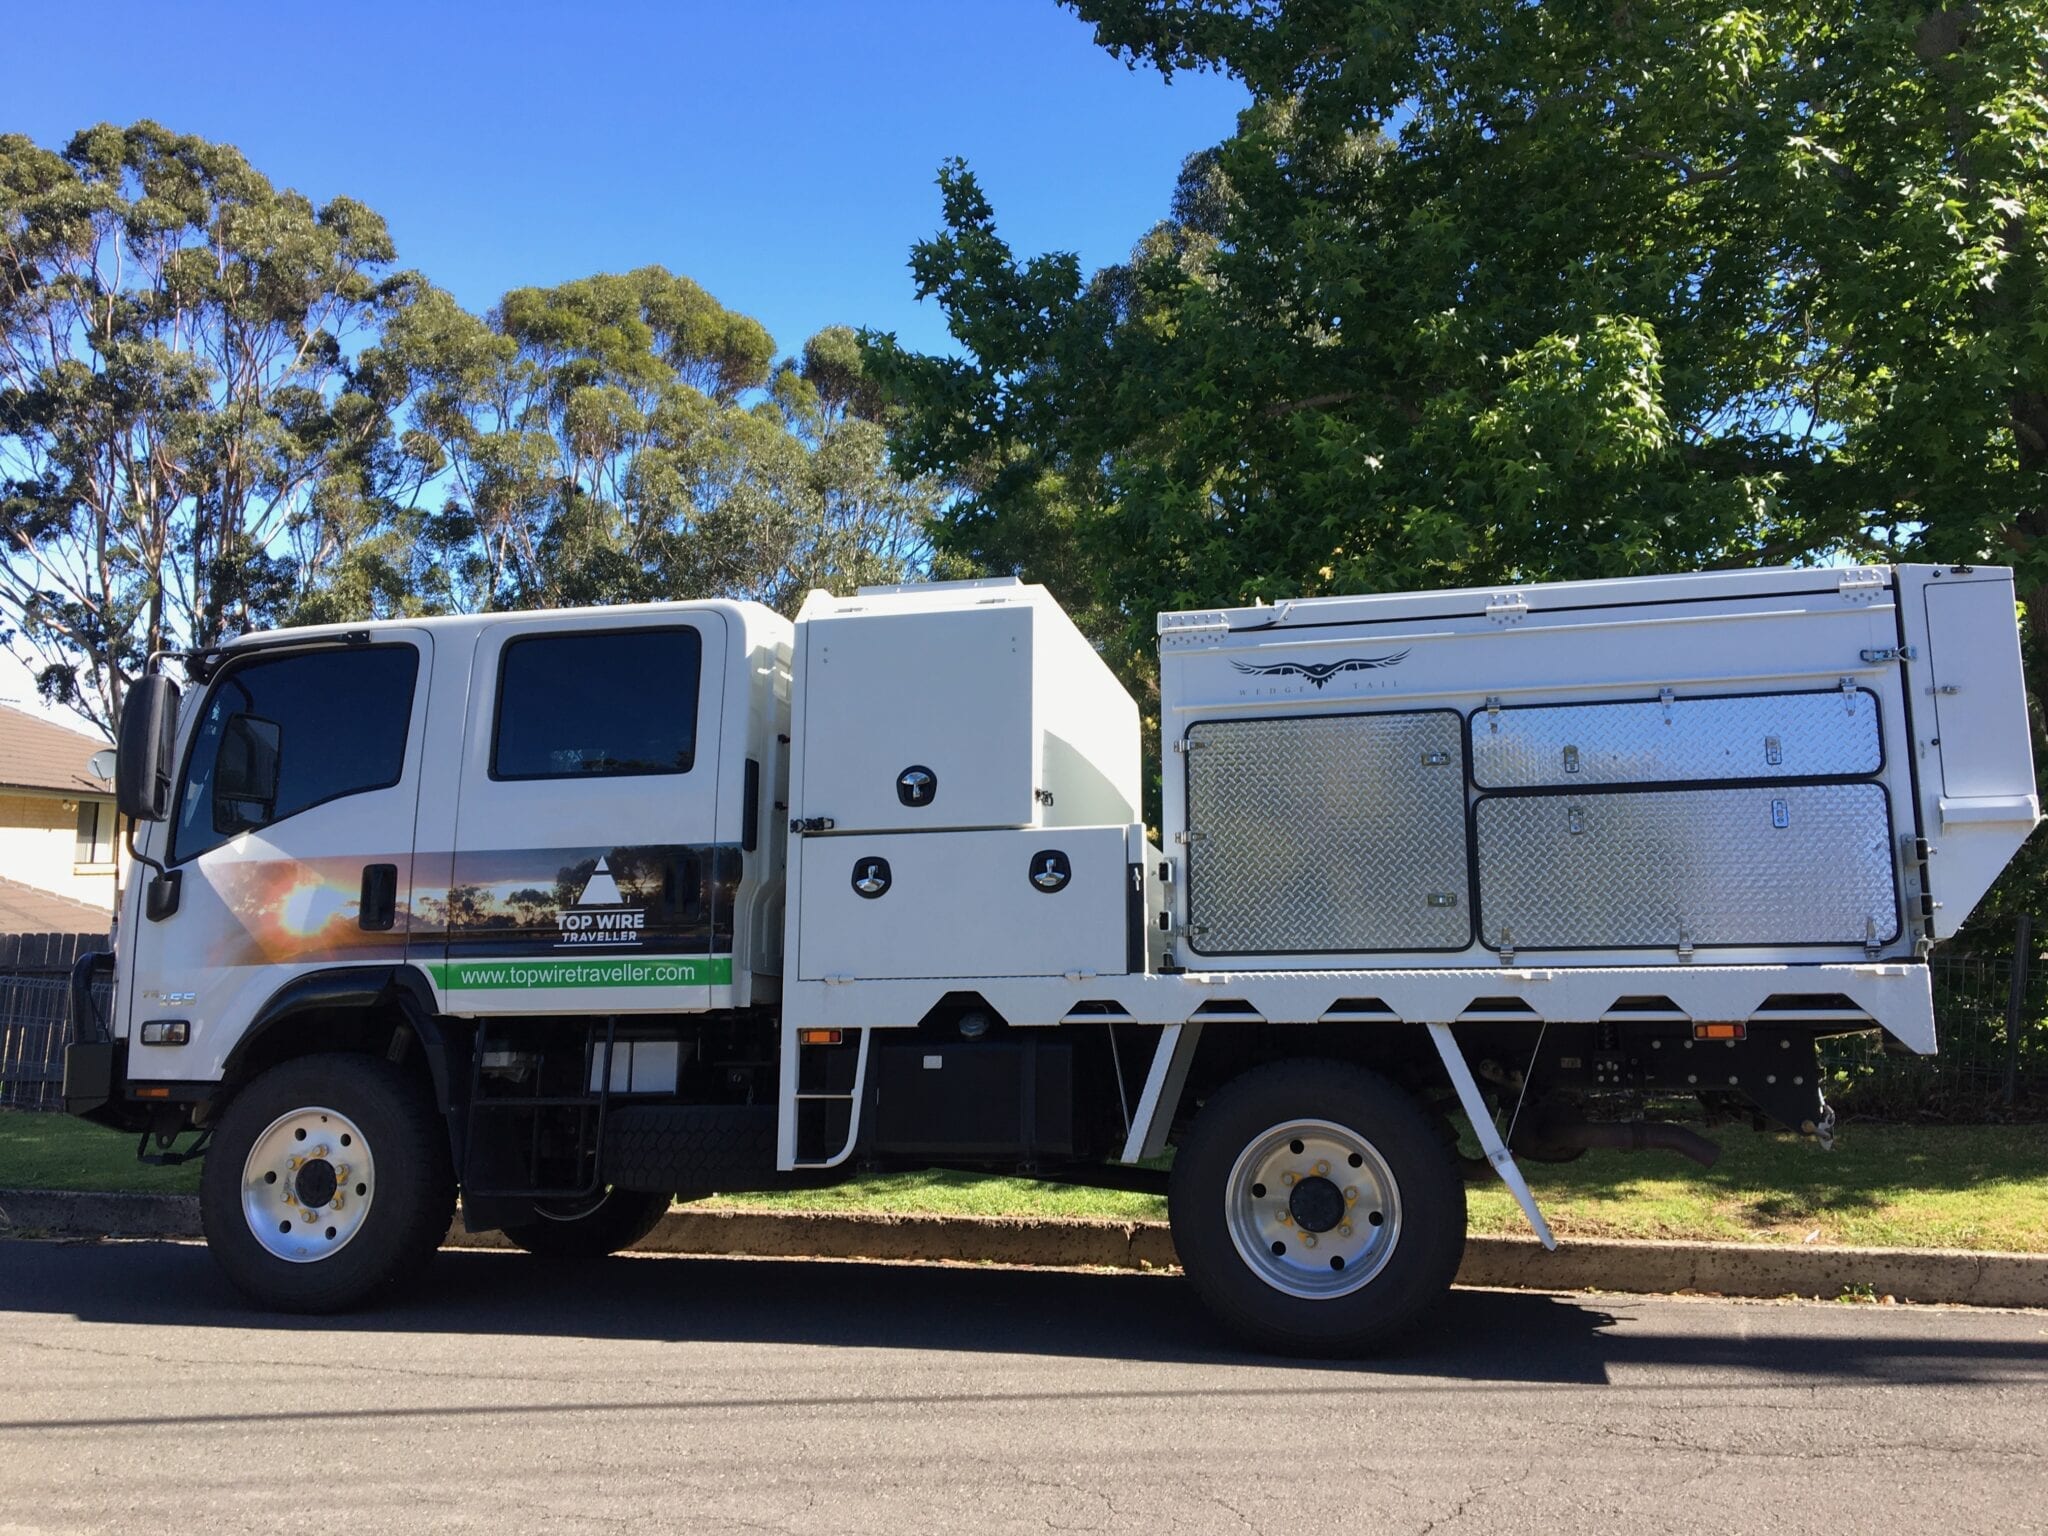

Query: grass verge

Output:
[4, 1109, 2042, 1252]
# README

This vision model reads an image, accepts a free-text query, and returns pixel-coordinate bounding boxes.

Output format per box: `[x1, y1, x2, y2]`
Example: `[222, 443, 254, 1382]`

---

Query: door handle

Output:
[359, 864, 398, 931]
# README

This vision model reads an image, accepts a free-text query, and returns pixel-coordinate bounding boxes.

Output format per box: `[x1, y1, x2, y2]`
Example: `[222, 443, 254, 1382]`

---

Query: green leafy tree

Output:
[867, 2, 2048, 691]
[388, 270, 951, 616]
[0, 122, 432, 734]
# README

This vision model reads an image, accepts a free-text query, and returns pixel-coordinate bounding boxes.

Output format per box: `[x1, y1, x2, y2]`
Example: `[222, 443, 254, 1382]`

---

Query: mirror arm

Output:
[126, 818, 182, 922]
[125, 818, 166, 881]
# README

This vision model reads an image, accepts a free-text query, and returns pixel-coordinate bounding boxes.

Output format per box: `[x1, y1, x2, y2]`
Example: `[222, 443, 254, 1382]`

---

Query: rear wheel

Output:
[1168, 1058, 1466, 1356]
[201, 1053, 455, 1313]
[500, 1188, 673, 1259]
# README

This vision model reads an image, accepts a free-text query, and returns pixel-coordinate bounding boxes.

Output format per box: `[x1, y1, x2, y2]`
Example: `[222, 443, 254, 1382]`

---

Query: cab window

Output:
[171, 645, 420, 863]
[491, 628, 701, 780]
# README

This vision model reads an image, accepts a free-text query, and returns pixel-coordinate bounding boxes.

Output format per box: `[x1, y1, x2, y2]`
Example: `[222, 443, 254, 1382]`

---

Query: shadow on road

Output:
[4, 1238, 2043, 1394]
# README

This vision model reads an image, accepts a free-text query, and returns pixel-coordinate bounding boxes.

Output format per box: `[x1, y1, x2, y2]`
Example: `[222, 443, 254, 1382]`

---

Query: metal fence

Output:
[1, 950, 2044, 1119]
[0, 974, 101, 1111]
[1821, 949, 2048, 1119]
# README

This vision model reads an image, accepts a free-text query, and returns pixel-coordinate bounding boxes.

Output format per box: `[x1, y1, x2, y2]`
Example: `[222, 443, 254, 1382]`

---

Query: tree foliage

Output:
[0, 121, 425, 733]
[866, 3, 2048, 691]
[388, 270, 948, 615]
[1, 125, 949, 734]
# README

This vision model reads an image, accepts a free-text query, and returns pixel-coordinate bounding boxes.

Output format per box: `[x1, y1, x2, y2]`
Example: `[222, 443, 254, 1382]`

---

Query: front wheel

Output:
[500, 1189, 673, 1259]
[200, 1053, 455, 1313]
[1168, 1059, 1466, 1356]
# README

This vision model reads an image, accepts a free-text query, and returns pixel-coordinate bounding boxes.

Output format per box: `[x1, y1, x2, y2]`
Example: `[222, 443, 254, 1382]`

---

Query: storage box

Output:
[794, 824, 1133, 981]
[792, 580, 1139, 834]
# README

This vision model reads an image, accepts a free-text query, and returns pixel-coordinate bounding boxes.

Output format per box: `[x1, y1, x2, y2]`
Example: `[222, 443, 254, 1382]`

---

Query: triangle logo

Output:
[577, 857, 624, 907]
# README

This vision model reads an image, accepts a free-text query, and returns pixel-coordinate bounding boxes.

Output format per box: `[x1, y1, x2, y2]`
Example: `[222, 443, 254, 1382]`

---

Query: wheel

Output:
[200, 1052, 455, 1313]
[1168, 1059, 1466, 1356]
[500, 1188, 673, 1259]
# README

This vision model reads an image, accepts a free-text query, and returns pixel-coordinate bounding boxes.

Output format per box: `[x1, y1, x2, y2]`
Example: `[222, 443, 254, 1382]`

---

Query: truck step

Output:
[600, 1104, 778, 1196]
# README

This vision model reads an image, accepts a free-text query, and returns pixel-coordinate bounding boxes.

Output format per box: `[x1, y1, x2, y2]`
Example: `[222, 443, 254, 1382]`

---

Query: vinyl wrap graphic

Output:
[201, 855, 419, 968]
[430, 843, 739, 991]
[200, 844, 740, 990]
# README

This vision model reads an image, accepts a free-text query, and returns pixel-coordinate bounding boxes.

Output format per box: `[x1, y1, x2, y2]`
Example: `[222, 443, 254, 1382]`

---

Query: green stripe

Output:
[427, 955, 734, 991]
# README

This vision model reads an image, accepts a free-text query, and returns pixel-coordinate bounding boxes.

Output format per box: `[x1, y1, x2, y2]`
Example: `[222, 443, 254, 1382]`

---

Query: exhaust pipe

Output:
[1520, 1120, 1723, 1168]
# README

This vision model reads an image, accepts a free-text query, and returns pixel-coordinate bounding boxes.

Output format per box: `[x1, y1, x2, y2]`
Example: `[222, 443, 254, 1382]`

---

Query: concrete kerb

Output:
[3, 1188, 2044, 1309]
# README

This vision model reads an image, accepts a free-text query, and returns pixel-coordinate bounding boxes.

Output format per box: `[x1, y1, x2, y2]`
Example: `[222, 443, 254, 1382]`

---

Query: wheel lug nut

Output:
[1314, 1160, 1330, 1176]
[1302, 1233, 1318, 1248]
[1344, 1187, 1358, 1200]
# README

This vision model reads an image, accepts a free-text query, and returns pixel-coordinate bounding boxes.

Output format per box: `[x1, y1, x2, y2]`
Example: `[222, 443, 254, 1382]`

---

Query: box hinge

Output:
[1838, 567, 1887, 603]
[1483, 697, 1503, 732]
[1486, 592, 1530, 626]
[1157, 610, 1231, 636]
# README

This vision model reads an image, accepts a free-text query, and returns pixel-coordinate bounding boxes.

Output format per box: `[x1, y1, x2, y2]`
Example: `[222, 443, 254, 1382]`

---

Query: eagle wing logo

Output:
[1231, 650, 1411, 689]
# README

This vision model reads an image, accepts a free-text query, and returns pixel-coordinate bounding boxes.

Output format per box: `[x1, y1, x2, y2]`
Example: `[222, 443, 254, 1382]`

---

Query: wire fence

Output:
[1821, 949, 2048, 1120]
[0, 974, 104, 1111]
[2, 949, 2045, 1119]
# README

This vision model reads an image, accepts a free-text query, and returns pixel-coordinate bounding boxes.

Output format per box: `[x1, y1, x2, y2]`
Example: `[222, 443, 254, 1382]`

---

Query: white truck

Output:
[67, 562, 2037, 1353]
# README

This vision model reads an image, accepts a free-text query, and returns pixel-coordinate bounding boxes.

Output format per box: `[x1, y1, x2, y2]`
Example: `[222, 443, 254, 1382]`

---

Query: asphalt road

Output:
[1, 1240, 2044, 1536]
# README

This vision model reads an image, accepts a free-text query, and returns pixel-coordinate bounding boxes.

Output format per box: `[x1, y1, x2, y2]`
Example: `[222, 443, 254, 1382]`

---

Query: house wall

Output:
[0, 791, 118, 910]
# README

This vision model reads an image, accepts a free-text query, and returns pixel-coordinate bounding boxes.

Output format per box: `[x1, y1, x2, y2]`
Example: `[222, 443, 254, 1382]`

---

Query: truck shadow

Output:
[6, 1238, 2046, 1392]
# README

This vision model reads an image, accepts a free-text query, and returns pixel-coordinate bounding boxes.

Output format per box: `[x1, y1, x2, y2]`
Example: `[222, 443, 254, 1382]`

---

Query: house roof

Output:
[0, 701, 111, 797]
[0, 873, 111, 935]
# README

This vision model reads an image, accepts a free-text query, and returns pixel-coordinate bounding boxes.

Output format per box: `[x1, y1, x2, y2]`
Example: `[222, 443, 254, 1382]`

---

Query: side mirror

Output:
[115, 675, 182, 822]
[212, 713, 282, 835]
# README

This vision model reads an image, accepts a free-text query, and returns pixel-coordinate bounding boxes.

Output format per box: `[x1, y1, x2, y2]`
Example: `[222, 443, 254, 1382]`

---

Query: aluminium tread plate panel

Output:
[1185, 711, 1470, 954]
[1470, 689, 1882, 790]
[1474, 782, 1899, 951]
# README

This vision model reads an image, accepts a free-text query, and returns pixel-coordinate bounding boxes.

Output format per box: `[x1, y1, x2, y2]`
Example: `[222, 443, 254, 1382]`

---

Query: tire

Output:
[500, 1189, 673, 1259]
[201, 1052, 455, 1313]
[1168, 1058, 1466, 1357]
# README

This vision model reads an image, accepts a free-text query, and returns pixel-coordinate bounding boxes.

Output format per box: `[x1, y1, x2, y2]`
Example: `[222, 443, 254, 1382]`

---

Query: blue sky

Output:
[6, 0, 1248, 359]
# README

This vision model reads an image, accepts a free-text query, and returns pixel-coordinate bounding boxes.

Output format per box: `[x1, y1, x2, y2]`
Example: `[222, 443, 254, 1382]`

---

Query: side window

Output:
[171, 645, 420, 863]
[491, 628, 701, 780]
[74, 801, 116, 867]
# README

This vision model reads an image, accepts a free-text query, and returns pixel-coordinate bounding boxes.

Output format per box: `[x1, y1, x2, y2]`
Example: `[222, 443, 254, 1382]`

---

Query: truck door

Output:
[121, 634, 433, 1083]
[428, 613, 728, 1016]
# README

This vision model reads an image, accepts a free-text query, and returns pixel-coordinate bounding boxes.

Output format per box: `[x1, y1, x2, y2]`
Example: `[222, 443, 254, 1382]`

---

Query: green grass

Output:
[5, 1109, 2044, 1252]
[0, 1109, 203, 1195]
[1464, 1123, 2048, 1252]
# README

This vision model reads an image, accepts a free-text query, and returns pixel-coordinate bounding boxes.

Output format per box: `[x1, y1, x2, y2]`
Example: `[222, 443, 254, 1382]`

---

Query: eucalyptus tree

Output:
[391, 270, 950, 616]
[0, 121, 428, 733]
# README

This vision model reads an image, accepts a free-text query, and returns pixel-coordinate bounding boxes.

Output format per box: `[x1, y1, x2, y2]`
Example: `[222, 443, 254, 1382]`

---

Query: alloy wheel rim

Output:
[1223, 1118, 1402, 1299]
[240, 1106, 375, 1263]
